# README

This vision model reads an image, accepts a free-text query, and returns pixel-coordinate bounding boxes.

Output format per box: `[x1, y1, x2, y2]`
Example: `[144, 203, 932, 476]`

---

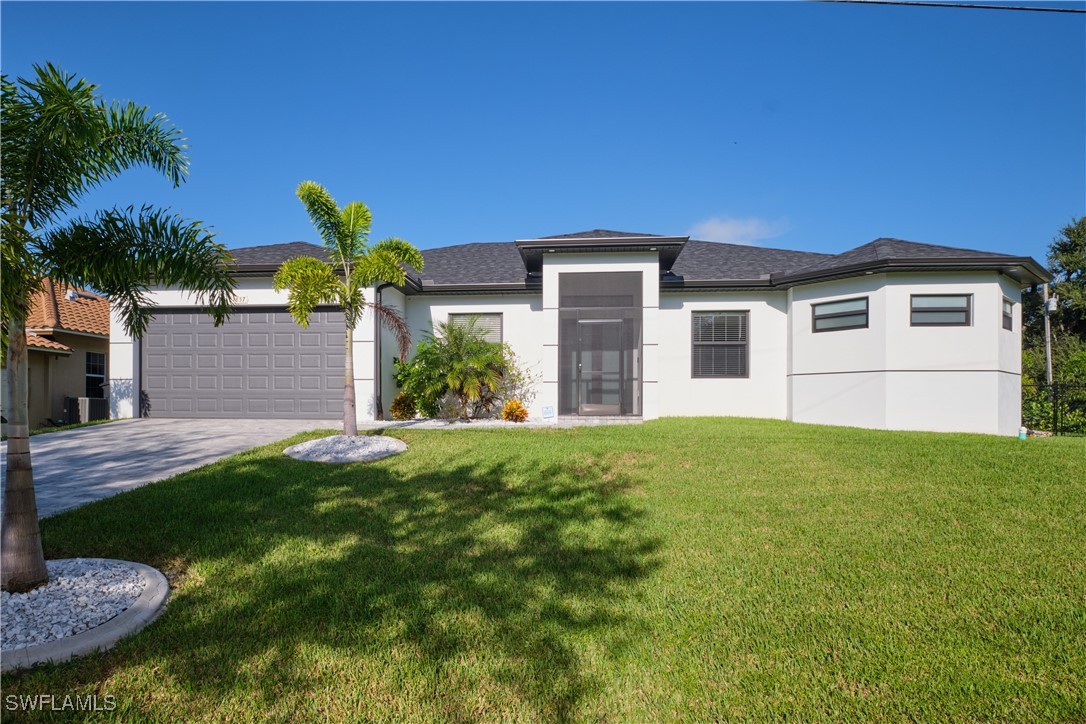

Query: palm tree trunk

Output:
[342, 324, 358, 436]
[1, 317, 49, 592]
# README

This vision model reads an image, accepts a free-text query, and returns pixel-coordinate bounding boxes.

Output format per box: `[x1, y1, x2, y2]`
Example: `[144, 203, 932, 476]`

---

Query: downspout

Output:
[373, 283, 394, 420]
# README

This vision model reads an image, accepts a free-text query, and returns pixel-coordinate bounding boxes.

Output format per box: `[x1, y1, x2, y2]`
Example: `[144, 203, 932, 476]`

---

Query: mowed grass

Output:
[4, 418, 1084, 721]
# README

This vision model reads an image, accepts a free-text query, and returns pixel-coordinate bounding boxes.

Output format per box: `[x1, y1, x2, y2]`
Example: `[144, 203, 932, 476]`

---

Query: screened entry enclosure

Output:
[558, 272, 643, 416]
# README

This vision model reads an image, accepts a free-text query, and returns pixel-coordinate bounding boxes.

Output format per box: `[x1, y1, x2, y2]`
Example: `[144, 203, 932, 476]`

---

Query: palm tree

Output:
[437, 319, 506, 419]
[1, 64, 236, 592]
[274, 181, 424, 436]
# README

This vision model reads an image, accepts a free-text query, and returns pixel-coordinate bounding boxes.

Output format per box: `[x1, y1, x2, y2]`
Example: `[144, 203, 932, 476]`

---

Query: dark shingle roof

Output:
[227, 234, 1047, 288]
[786, 238, 1018, 277]
[536, 229, 663, 240]
[672, 240, 831, 281]
[419, 242, 527, 285]
[230, 242, 331, 266]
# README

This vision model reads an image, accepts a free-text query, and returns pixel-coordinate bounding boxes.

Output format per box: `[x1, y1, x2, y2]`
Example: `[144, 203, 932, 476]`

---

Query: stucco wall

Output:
[21, 333, 108, 429]
[402, 293, 545, 419]
[788, 271, 1024, 434]
[657, 291, 789, 419]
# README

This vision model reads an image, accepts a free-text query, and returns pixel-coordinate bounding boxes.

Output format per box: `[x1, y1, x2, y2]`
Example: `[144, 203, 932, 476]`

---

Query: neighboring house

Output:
[108, 230, 1049, 436]
[1, 279, 110, 431]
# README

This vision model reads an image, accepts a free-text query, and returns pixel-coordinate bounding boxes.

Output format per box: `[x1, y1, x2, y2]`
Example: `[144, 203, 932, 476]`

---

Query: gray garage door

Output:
[143, 308, 346, 419]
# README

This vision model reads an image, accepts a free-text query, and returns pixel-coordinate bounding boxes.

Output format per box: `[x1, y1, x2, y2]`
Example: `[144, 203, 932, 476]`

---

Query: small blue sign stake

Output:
[542, 405, 555, 420]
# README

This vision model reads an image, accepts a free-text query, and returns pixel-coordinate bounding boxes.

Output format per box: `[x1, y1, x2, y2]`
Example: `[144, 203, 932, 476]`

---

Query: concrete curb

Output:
[1, 559, 169, 672]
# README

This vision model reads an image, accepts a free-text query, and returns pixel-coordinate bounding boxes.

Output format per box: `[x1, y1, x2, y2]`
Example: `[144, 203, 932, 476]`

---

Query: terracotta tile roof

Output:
[26, 333, 72, 354]
[26, 278, 109, 337]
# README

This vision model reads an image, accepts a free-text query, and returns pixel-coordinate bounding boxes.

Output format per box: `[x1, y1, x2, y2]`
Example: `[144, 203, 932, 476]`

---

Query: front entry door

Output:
[577, 319, 624, 416]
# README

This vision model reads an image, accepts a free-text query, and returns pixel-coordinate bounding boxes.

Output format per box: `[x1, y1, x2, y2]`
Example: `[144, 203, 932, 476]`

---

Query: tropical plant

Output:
[1, 64, 236, 592]
[390, 391, 417, 421]
[500, 400, 529, 423]
[395, 318, 525, 420]
[273, 181, 423, 435]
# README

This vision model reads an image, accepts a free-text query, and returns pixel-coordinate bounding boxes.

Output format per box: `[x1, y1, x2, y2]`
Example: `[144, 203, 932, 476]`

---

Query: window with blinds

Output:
[812, 297, 869, 332]
[448, 313, 503, 343]
[691, 311, 748, 378]
[1002, 299, 1013, 331]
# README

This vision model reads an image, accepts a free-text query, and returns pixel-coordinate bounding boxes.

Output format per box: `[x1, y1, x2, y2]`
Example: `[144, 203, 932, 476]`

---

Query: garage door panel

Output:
[143, 308, 346, 419]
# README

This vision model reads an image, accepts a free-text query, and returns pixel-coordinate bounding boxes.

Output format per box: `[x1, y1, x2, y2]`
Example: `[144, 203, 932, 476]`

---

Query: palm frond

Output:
[369, 300, 412, 360]
[1, 64, 190, 230]
[353, 248, 410, 288]
[372, 236, 425, 273]
[273, 256, 342, 329]
[39, 206, 236, 337]
[296, 181, 345, 255]
[340, 201, 372, 256]
[96, 101, 189, 188]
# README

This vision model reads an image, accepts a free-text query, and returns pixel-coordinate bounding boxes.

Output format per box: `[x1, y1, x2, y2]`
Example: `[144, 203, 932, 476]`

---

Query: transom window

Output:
[85, 351, 106, 398]
[448, 313, 503, 344]
[691, 311, 748, 378]
[911, 295, 971, 326]
[812, 297, 868, 333]
[1002, 299, 1013, 331]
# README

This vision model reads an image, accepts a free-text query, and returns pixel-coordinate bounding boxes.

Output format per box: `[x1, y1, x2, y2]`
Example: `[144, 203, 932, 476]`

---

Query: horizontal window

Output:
[692, 311, 748, 378]
[812, 297, 868, 333]
[1002, 299, 1013, 331]
[448, 313, 503, 343]
[911, 294, 971, 326]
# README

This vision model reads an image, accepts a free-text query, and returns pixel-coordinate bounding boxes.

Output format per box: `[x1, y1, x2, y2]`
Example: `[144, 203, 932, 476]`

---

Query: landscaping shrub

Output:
[390, 391, 417, 421]
[501, 400, 529, 423]
[395, 319, 536, 420]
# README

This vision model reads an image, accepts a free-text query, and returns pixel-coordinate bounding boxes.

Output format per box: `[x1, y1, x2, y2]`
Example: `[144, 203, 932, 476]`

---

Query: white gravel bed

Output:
[1, 559, 146, 651]
[284, 434, 408, 463]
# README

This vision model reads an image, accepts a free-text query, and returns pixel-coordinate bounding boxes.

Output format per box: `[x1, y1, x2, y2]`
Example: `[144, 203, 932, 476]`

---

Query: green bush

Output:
[390, 391, 417, 421]
[395, 318, 533, 420]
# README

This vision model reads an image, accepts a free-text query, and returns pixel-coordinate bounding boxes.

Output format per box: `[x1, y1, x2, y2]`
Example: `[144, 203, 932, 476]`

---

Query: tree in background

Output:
[274, 181, 423, 436]
[1023, 216, 1086, 385]
[1, 64, 236, 592]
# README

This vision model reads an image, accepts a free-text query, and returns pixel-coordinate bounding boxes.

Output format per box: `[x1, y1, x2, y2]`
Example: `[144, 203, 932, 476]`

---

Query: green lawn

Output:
[4, 418, 1084, 721]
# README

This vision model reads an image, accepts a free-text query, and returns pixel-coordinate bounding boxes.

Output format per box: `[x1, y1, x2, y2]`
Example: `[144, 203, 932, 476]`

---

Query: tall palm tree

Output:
[274, 181, 423, 436]
[1, 64, 236, 592]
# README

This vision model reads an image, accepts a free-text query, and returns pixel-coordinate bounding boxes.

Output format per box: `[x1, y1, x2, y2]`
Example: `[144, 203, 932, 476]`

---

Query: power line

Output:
[820, 0, 1086, 12]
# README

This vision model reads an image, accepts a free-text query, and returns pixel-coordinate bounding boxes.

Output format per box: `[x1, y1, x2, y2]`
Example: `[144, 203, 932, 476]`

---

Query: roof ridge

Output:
[41, 278, 60, 328]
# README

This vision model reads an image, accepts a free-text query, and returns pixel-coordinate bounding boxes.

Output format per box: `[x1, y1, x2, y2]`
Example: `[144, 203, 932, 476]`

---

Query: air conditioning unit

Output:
[62, 397, 110, 424]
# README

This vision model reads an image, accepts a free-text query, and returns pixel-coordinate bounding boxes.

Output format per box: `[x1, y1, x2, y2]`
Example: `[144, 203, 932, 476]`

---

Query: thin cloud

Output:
[688, 216, 791, 246]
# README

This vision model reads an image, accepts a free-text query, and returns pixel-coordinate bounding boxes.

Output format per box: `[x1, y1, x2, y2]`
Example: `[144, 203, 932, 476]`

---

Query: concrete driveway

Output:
[1, 418, 335, 518]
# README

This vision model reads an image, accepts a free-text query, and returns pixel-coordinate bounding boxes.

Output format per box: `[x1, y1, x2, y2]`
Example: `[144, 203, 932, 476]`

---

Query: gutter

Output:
[373, 282, 395, 420]
[772, 256, 1051, 287]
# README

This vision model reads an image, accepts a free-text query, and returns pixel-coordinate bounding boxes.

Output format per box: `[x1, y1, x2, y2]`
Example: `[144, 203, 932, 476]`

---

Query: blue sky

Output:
[3, 1, 1083, 263]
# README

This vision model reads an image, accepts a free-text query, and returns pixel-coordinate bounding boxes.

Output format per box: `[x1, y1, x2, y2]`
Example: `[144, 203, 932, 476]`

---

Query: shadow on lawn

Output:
[29, 440, 660, 720]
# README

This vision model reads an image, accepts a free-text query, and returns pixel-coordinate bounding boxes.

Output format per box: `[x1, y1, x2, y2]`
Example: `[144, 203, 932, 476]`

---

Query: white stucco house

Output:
[109, 229, 1049, 435]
